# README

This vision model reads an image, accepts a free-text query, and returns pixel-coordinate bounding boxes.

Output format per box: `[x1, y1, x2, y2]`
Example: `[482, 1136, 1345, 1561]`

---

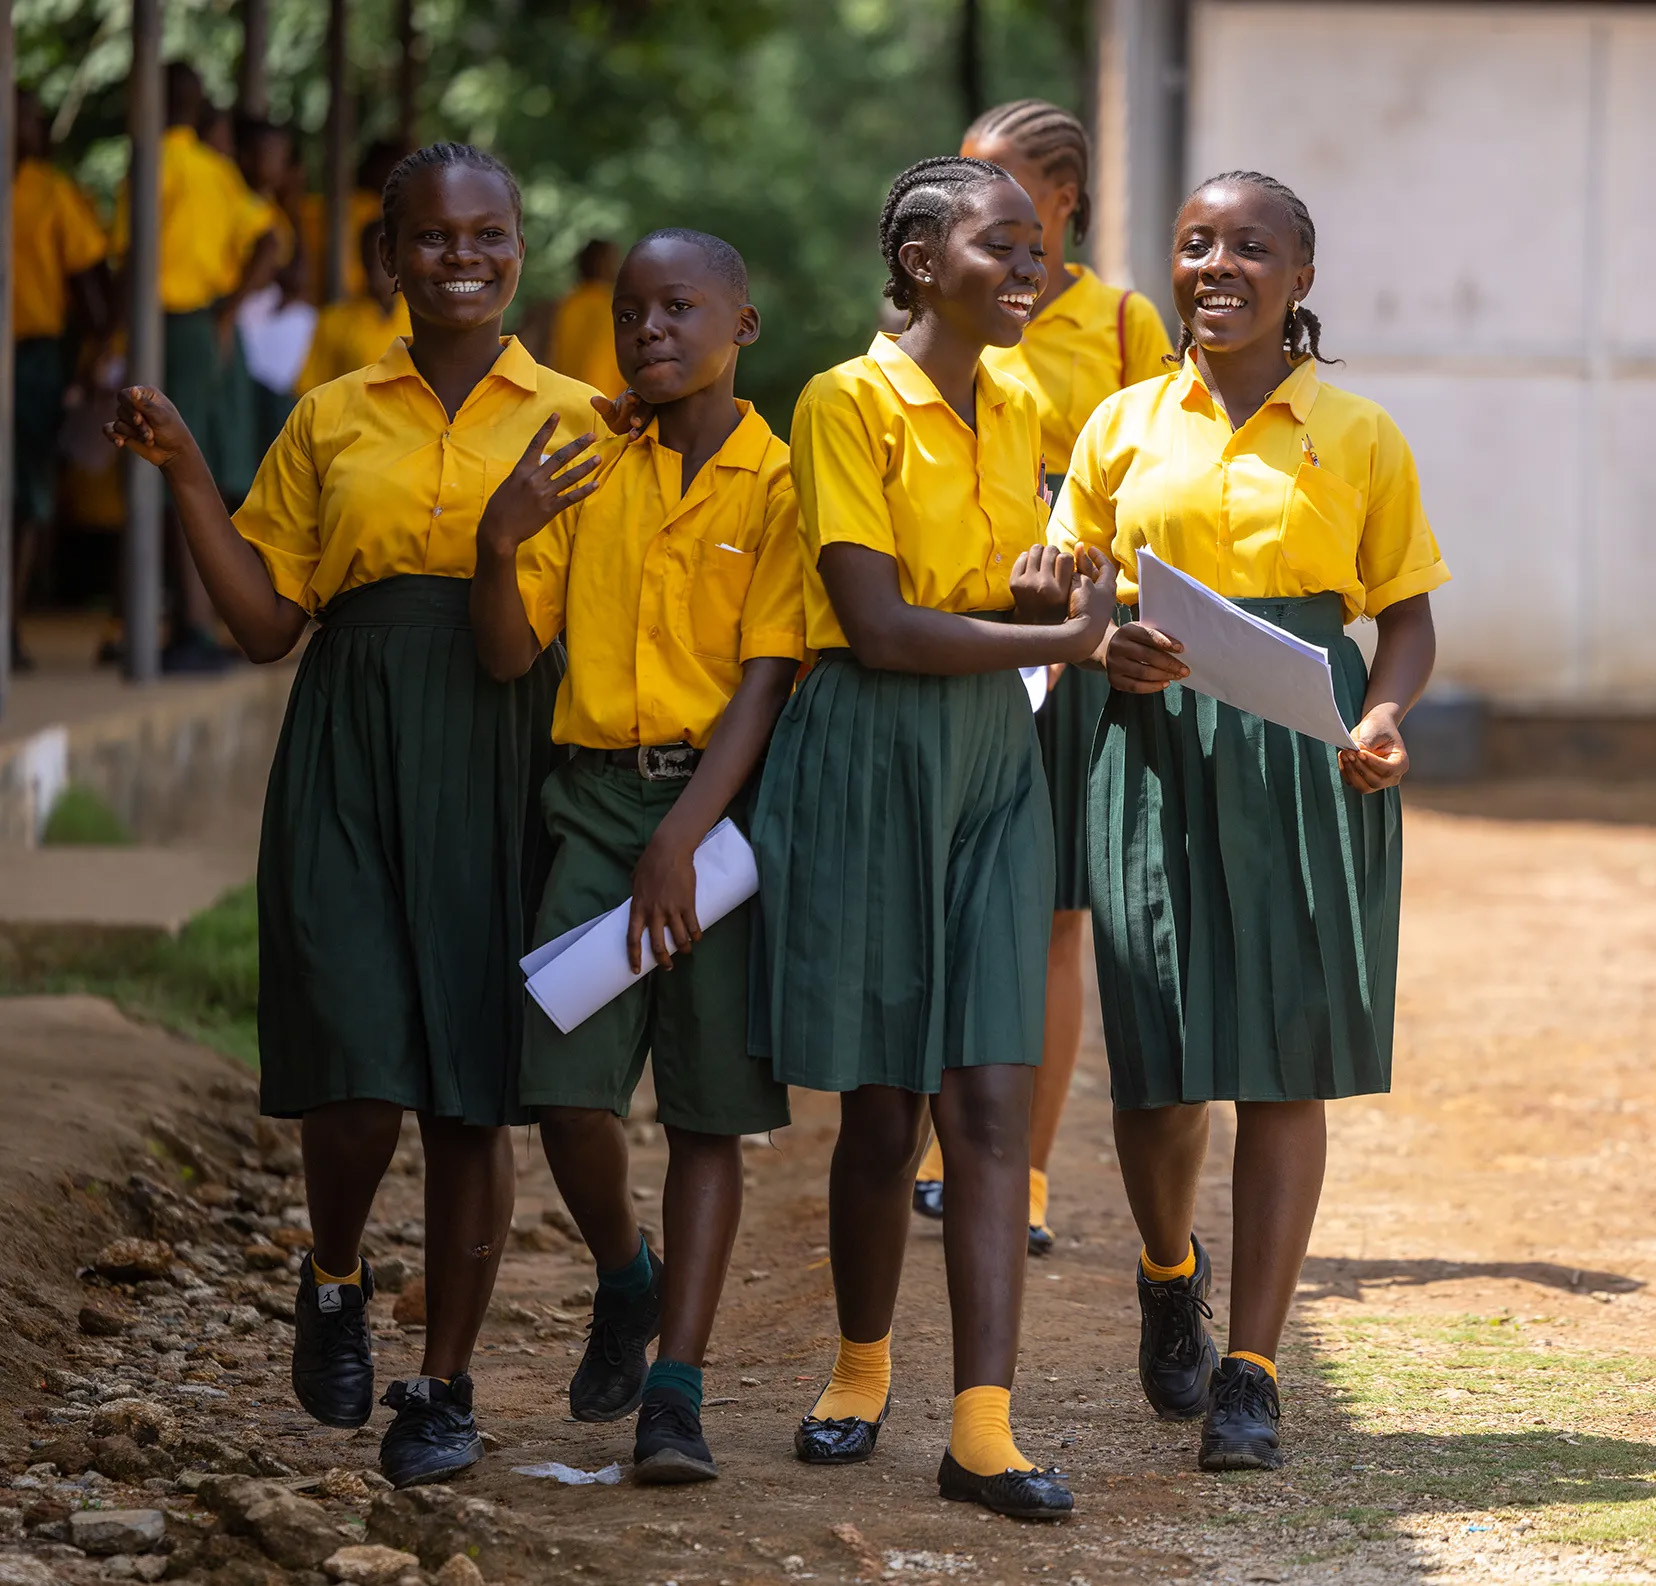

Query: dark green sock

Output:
[596, 1235, 653, 1301]
[645, 1358, 703, 1414]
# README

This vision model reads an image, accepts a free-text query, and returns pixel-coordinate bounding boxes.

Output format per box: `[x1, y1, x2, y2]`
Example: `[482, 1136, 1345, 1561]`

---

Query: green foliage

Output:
[41, 783, 134, 846]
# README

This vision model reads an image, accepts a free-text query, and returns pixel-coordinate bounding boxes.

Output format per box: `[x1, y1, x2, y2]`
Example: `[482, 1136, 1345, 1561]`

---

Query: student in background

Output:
[301, 140, 402, 305]
[9, 88, 110, 670]
[549, 238, 625, 399]
[297, 220, 411, 396]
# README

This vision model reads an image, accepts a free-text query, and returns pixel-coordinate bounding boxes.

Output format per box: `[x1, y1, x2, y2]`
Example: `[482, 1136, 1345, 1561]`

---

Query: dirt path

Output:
[3, 793, 1656, 1585]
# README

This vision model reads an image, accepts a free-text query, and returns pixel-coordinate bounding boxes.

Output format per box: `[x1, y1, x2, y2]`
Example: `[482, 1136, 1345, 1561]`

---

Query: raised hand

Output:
[104, 386, 200, 472]
[477, 413, 601, 558]
[590, 386, 653, 441]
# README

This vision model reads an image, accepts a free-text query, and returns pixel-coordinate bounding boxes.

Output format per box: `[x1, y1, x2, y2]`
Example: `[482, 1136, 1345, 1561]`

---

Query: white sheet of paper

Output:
[1020, 666, 1048, 712]
[520, 817, 759, 1034]
[237, 285, 319, 393]
[1135, 550, 1358, 750]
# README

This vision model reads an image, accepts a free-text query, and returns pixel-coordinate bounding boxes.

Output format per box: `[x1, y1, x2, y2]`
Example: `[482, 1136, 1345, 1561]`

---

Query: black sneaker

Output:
[937, 1450, 1073, 1519]
[1199, 1358, 1283, 1471]
[1136, 1235, 1219, 1421]
[291, 1254, 375, 1428]
[569, 1248, 664, 1422]
[912, 1178, 944, 1219]
[379, 1374, 485, 1488]
[633, 1386, 718, 1484]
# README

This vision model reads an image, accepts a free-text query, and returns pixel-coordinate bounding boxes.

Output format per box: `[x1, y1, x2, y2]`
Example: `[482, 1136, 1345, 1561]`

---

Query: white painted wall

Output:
[1186, 2, 1656, 707]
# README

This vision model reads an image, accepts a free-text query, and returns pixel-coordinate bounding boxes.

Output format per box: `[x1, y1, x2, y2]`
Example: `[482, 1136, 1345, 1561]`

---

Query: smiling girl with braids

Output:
[105, 142, 634, 1488]
[911, 99, 1173, 1257]
[752, 155, 1113, 1519]
[1049, 171, 1447, 1471]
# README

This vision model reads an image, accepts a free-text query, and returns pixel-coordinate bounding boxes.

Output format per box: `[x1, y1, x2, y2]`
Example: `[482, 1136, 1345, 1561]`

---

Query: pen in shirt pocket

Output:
[1301, 433, 1320, 468]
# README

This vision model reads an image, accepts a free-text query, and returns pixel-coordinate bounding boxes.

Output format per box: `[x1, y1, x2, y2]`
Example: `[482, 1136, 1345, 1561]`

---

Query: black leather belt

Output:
[575, 743, 702, 781]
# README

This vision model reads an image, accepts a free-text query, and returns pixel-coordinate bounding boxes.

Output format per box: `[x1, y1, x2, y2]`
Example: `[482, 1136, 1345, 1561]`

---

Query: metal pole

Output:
[324, 0, 349, 303]
[0, 0, 15, 718]
[396, 0, 417, 149]
[124, 0, 163, 684]
[239, 0, 269, 118]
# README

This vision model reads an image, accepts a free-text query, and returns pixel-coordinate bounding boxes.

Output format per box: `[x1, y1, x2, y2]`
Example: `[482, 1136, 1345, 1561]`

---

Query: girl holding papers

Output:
[1049, 171, 1448, 1473]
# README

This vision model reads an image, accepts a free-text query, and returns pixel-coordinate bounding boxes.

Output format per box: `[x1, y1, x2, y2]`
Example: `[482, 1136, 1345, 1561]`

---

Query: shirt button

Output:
[649, 626, 660, 639]
[432, 507, 443, 517]
[442, 430, 451, 440]
[994, 553, 1003, 564]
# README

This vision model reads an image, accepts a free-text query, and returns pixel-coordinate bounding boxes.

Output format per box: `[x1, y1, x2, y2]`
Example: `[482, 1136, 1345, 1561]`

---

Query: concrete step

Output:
[0, 845, 252, 934]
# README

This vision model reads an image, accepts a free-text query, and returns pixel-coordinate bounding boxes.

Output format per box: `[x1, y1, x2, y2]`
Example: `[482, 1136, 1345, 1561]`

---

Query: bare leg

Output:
[300, 1099, 405, 1277]
[656, 1127, 743, 1365]
[1112, 1102, 1211, 1266]
[1028, 910, 1088, 1174]
[537, 1106, 640, 1272]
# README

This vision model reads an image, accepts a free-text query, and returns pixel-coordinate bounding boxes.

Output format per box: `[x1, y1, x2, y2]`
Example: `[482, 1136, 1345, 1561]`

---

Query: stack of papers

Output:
[1135, 550, 1357, 750]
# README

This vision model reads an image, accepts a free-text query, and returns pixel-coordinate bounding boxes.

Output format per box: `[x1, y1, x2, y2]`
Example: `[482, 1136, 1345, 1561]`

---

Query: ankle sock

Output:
[1227, 1350, 1277, 1381]
[646, 1358, 704, 1414]
[1028, 1168, 1050, 1232]
[597, 1235, 653, 1302]
[1140, 1240, 1196, 1283]
[916, 1134, 945, 1183]
[810, 1332, 891, 1422]
[949, 1385, 1034, 1476]
[312, 1257, 362, 1288]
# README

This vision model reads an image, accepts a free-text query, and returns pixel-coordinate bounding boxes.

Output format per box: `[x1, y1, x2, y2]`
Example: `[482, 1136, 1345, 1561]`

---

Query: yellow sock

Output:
[1140, 1241, 1195, 1282]
[949, 1385, 1034, 1476]
[810, 1333, 891, 1422]
[1028, 1168, 1050, 1233]
[1228, 1350, 1277, 1381]
[916, 1134, 945, 1183]
[312, 1258, 362, 1288]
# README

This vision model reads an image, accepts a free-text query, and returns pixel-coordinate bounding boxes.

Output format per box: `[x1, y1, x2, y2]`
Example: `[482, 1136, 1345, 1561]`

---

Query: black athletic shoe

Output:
[291, 1254, 375, 1428]
[379, 1374, 485, 1488]
[794, 1394, 890, 1464]
[937, 1450, 1073, 1520]
[1136, 1235, 1219, 1421]
[633, 1386, 719, 1484]
[569, 1248, 664, 1422]
[1199, 1358, 1283, 1471]
[1027, 1223, 1054, 1257]
[912, 1178, 944, 1219]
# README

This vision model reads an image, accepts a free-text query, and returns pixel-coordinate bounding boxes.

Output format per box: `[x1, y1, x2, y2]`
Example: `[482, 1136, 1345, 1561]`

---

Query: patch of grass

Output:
[0, 883, 259, 1065]
[41, 783, 134, 845]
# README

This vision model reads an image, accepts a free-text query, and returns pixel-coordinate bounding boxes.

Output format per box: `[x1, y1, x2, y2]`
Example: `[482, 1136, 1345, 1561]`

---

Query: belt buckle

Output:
[637, 743, 695, 782]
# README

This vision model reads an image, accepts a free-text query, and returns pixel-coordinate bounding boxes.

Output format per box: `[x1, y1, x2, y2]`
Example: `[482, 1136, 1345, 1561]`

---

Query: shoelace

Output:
[1146, 1284, 1214, 1365]
[585, 1312, 629, 1368]
[1212, 1367, 1276, 1422]
[640, 1396, 702, 1443]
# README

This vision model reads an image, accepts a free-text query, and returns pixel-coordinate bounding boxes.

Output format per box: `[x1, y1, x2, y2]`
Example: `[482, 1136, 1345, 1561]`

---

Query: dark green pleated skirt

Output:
[1035, 665, 1110, 911]
[13, 337, 66, 525]
[257, 574, 563, 1125]
[751, 650, 1055, 1094]
[1090, 592, 1401, 1109]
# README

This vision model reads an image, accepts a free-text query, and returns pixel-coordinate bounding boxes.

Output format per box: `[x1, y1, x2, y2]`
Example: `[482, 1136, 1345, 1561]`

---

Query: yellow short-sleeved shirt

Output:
[521, 402, 806, 751]
[233, 336, 601, 614]
[791, 333, 1048, 651]
[548, 279, 625, 400]
[1051, 354, 1449, 623]
[296, 295, 413, 395]
[11, 159, 108, 340]
[981, 265, 1173, 476]
[299, 189, 387, 304]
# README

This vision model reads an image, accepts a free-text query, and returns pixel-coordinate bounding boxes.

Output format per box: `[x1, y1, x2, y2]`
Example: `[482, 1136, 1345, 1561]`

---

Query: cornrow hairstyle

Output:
[964, 98, 1092, 244]
[380, 142, 522, 246]
[1167, 169, 1337, 367]
[631, 227, 750, 303]
[879, 154, 1013, 313]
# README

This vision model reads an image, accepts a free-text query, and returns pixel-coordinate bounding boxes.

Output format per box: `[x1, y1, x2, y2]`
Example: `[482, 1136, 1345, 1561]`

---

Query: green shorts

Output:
[520, 753, 791, 1136]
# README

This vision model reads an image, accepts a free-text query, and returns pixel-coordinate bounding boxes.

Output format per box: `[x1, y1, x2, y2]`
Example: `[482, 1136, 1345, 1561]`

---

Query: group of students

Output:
[104, 92, 1447, 1521]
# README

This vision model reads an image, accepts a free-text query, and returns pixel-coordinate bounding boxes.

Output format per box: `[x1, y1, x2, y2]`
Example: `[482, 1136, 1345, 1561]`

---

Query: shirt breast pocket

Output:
[1279, 462, 1365, 586]
[684, 539, 757, 662]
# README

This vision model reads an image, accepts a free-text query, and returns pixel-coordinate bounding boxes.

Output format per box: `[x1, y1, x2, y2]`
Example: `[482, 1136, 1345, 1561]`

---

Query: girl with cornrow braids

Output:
[1050, 170, 1448, 1471]
[106, 141, 640, 1488]
[911, 100, 1173, 1257]
[752, 154, 1111, 1519]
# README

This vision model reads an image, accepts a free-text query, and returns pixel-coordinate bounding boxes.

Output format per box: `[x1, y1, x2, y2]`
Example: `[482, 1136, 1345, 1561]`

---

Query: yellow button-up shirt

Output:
[791, 334, 1048, 651]
[1052, 355, 1448, 622]
[981, 265, 1173, 476]
[296, 295, 413, 395]
[234, 336, 601, 613]
[521, 402, 806, 751]
[548, 278, 625, 400]
[11, 159, 108, 340]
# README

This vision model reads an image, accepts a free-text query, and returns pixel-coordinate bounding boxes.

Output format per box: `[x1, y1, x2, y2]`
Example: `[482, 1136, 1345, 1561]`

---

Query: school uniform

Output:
[981, 266, 1171, 910]
[297, 294, 414, 395]
[752, 334, 1055, 1094]
[10, 158, 107, 524]
[517, 402, 800, 1135]
[300, 189, 387, 306]
[1051, 353, 1448, 1108]
[234, 336, 600, 1124]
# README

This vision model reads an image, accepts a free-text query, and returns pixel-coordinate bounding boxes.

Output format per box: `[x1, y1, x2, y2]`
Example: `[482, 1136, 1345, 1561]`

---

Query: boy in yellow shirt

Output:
[297, 220, 412, 395]
[470, 228, 802, 1484]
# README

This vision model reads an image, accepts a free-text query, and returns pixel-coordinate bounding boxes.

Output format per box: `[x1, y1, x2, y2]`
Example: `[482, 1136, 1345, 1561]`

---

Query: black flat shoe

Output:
[936, 1449, 1073, 1519]
[379, 1374, 485, 1489]
[1199, 1358, 1283, 1471]
[1027, 1223, 1054, 1257]
[633, 1386, 719, 1484]
[569, 1248, 664, 1422]
[912, 1178, 944, 1220]
[291, 1254, 375, 1428]
[794, 1394, 890, 1464]
[1137, 1235, 1219, 1421]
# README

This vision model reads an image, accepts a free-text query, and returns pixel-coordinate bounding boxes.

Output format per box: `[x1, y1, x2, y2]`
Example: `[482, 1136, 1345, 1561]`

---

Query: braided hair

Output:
[964, 98, 1092, 244]
[879, 154, 1012, 314]
[381, 142, 522, 246]
[1168, 170, 1336, 366]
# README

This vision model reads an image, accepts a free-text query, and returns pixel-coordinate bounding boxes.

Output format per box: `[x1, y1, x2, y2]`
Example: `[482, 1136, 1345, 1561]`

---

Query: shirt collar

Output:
[867, 332, 1013, 413]
[1175, 351, 1320, 423]
[363, 334, 540, 395]
[635, 400, 773, 473]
